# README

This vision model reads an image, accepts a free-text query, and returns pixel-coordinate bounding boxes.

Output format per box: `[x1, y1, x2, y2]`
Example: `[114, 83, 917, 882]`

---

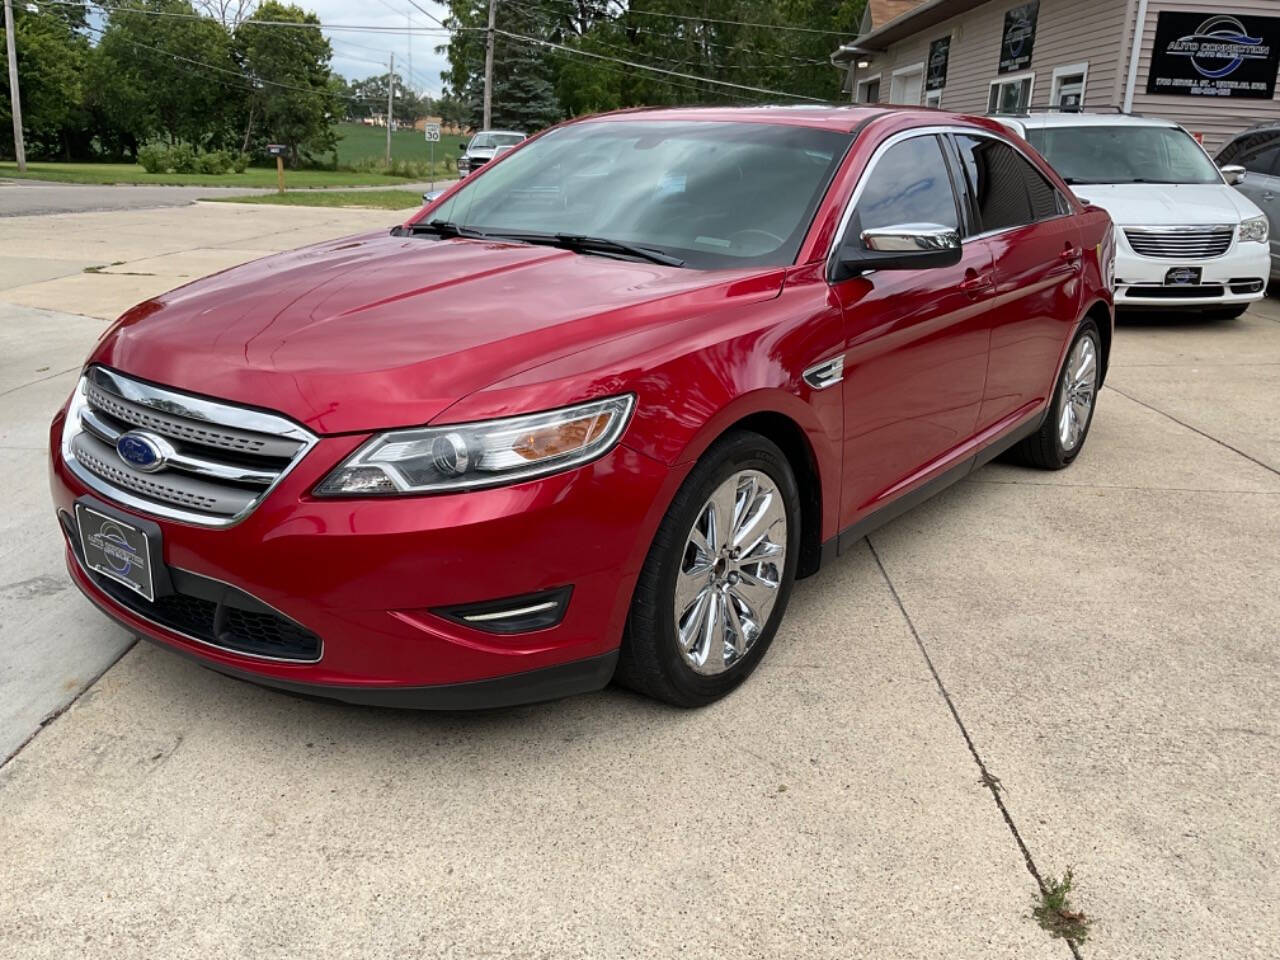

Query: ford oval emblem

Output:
[116, 431, 168, 473]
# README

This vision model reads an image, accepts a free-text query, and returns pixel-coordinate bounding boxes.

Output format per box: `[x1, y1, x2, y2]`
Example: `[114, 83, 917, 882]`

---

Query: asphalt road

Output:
[0, 177, 445, 217]
[0, 201, 1277, 959]
[0, 178, 269, 216]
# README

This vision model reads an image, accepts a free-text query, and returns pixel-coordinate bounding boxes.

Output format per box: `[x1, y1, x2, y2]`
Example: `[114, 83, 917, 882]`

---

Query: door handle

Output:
[1060, 245, 1082, 272]
[960, 271, 994, 297]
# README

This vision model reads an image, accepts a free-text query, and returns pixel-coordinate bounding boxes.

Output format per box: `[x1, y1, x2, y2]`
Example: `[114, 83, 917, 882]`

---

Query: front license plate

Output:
[1164, 266, 1202, 286]
[75, 503, 155, 602]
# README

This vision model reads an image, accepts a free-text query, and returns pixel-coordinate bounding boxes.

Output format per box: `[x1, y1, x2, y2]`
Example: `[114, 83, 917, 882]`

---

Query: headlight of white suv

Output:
[1239, 216, 1270, 244]
[314, 395, 635, 495]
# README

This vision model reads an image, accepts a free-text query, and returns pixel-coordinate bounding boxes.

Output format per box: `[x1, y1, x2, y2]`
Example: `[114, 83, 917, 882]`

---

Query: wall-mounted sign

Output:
[927, 37, 951, 90]
[1146, 12, 1280, 99]
[998, 2, 1039, 74]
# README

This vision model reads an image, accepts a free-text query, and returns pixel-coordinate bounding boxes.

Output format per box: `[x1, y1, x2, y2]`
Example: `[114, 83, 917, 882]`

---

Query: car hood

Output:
[91, 231, 785, 434]
[1071, 182, 1263, 226]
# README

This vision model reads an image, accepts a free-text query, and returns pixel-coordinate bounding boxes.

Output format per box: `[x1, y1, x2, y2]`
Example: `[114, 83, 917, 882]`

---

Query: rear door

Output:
[951, 132, 1083, 430]
[829, 131, 996, 532]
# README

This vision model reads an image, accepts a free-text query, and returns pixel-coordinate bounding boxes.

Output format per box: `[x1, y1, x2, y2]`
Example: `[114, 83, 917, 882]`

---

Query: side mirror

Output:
[837, 223, 963, 278]
[1219, 164, 1246, 186]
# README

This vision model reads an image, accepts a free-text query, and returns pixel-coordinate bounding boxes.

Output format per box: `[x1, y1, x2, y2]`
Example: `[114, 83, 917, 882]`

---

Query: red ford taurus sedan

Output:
[50, 105, 1114, 708]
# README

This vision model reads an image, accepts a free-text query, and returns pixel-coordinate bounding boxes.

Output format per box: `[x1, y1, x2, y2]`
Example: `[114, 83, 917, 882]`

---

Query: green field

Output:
[205, 189, 425, 210]
[0, 161, 416, 188]
[333, 121, 468, 167]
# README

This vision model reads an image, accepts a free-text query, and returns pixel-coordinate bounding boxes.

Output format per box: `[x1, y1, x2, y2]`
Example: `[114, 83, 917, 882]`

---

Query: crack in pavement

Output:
[867, 537, 1084, 959]
[1105, 384, 1279, 478]
[0, 365, 80, 399]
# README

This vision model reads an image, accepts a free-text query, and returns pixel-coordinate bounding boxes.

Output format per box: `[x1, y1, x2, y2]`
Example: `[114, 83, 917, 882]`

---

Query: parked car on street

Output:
[1215, 123, 1280, 284]
[50, 105, 1114, 709]
[999, 112, 1269, 318]
[457, 129, 525, 176]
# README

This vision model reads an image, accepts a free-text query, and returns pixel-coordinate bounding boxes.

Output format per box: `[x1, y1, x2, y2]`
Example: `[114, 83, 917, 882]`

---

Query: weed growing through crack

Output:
[1032, 868, 1092, 944]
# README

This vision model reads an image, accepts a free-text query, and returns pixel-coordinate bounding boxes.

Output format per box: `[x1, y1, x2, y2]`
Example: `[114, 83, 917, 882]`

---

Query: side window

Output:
[954, 134, 1062, 231]
[848, 135, 958, 245]
[1240, 138, 1280, 177]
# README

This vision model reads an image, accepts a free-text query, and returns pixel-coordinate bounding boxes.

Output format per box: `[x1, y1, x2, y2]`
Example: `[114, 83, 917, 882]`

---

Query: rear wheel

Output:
[616, 431, 800, 707]
[1006, 320, 1101, 470]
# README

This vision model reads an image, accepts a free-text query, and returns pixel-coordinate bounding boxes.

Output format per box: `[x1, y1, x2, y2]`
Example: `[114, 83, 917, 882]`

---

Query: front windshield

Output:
[1026, 125, 1221, 185]
[471, 132, 523, 149]
[432, 120, 851, 269]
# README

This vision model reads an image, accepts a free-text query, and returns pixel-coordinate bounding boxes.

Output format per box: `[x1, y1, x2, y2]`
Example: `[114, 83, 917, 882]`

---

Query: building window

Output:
[1051, 62, 1089, 110]
[988, 72, 1035, 114]
[890, 63, 925, 105]
[858, 75, 882, 103]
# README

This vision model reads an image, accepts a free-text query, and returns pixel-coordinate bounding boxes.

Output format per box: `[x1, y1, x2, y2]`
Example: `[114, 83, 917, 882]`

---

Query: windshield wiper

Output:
[550, 233, 685, 267]
[400, 219, 490, 239]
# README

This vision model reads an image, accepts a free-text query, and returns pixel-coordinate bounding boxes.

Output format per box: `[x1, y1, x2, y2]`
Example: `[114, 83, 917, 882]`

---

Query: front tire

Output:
[1006, 319, 1101, 470]
[615, 430, 800, 707]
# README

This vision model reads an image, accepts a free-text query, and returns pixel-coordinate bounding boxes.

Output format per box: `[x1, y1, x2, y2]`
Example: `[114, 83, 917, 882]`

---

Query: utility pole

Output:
[3, 0, 26, 172]
[385, 51, 394, 165]
[482, 0, 497, 130]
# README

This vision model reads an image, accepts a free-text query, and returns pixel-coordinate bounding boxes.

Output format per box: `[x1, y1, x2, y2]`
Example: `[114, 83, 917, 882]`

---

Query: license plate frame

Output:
[75, 502, 156, 602]
[1164, 266, 1202, 286]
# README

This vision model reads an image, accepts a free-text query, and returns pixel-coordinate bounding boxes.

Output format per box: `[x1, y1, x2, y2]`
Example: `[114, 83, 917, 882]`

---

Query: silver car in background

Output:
[1216, 124, 1280, 283]
[458, 129, 526, 177]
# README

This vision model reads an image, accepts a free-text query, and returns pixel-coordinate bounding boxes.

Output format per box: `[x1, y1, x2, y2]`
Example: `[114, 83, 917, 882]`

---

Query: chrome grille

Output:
[62, 366, 317, 527]
[1124, 226, 1234, 259]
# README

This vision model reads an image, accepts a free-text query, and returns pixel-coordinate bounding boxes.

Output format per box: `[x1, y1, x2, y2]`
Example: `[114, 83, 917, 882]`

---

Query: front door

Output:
[829, 133, 995, 532]
[951, 133, 1083, 428]
[1232, 133, 1280, 277]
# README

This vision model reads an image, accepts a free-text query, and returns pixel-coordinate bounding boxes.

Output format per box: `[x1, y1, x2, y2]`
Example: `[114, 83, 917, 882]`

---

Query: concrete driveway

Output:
[0, 202, 1276, 959]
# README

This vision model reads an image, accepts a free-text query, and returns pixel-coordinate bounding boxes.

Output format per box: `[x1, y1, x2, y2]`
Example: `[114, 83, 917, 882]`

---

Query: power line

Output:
[605, 1, 849, 36]
[495, 29, 825, 102]
[505, 0, 830, 71]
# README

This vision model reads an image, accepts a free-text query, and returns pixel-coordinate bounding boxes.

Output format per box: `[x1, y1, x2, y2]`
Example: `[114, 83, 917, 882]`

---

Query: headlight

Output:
[1239, 216, 1269, 244]
[314, 395, 635, 496]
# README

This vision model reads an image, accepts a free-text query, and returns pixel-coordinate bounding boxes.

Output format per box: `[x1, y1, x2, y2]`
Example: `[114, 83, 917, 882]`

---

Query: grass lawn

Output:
[0, 161, 416, 188]
[204, 189, 425, 210]
[333, 121, 468, 167]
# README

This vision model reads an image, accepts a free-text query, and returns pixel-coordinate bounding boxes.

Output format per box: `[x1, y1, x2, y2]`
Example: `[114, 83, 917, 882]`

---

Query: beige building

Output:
[832, 0, 1280, 152]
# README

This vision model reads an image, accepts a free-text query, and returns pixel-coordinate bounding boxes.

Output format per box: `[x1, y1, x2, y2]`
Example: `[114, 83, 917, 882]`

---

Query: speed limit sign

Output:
[424, 123, 441, 143]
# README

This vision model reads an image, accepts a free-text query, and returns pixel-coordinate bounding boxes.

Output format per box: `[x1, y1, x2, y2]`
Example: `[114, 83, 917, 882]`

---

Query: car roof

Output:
[474, 129, 526, 137]
[572, 103, 996, 134]
[1004, 112, 1181, 131]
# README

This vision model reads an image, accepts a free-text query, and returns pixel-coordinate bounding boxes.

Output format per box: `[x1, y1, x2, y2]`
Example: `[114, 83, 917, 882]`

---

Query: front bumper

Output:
[1114, 236, 1269, 309]
[50, 410, 683, 707]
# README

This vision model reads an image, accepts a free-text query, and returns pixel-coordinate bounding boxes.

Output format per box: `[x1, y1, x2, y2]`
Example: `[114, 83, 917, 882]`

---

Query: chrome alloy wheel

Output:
[1058, 333, 1099, 452]
[674, 469, 788, 675]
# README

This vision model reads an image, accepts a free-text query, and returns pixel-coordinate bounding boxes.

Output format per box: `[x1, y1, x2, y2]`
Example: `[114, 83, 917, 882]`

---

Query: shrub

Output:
[196, 150, 231, 175]
[231, 152, 249, 174]
[167, 143, 197, 174]
[137, 143, 168, 174]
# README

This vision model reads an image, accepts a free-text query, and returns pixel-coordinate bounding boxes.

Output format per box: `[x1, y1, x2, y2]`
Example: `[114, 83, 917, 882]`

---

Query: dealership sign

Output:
[998, 2, 1038, 74]
[1147, 12, 1280, 98]
[927, 36, 950, 90]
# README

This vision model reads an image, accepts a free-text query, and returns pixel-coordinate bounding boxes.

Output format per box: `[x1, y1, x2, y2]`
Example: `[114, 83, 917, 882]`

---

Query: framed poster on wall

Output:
[998, 2, 1039, 74]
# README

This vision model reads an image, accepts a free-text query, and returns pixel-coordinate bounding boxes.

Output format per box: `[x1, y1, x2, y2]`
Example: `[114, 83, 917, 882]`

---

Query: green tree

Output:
[90, 0, 241, 151]
[234, 1, 339, 164]
[0, 4, 91, 160]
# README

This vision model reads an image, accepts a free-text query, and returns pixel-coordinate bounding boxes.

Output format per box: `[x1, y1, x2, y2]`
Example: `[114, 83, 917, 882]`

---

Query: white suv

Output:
[999, 113, 1270, 318]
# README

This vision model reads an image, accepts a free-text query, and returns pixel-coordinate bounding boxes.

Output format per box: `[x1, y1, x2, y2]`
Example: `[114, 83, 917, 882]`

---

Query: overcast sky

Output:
[305, 0, 454, 97]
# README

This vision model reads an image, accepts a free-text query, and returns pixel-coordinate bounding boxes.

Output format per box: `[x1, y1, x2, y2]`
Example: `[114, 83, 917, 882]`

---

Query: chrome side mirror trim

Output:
[861, 223, 962, 252]
[1219, 164, 1247, 186]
